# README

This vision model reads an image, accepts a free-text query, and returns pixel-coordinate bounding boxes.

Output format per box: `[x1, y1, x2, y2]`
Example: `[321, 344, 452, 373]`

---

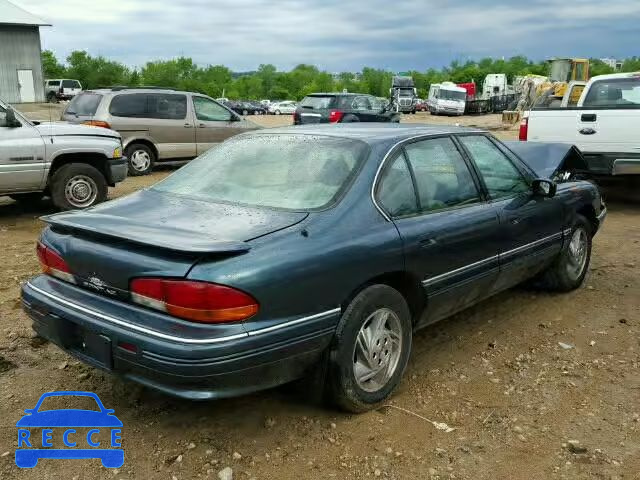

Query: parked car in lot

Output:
[294, 93, 400, 124]
[61, 88, 258, 176]
[0, 98, 126, 210]
[228, 101, 267, 116]
[45, 79, 82, 103]
[23, 124, 606, 411]
[268, 101, 297, 115]
[414, 99, 428, 112]
[522, 72, 640, 177]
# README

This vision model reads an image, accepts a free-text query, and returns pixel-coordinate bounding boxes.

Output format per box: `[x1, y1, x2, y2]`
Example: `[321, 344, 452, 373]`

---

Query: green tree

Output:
[621, 57, 640, 72]
[41, 50, 65, 78]
[66, 51, 129, 88]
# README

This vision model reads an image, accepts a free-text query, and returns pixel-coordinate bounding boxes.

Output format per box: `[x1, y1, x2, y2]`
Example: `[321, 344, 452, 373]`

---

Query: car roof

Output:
[247, 123, 484, 145]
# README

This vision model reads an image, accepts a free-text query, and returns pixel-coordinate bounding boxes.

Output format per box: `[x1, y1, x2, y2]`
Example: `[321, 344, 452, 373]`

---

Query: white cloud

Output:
[11, 0, 640, 70]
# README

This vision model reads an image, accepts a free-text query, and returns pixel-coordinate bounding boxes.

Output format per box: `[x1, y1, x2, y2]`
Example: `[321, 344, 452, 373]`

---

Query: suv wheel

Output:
[50, 163, 107, 211]
[46, 92, 57, 103]
[325, 285, 412, 412]
[126, 143, 155, 176]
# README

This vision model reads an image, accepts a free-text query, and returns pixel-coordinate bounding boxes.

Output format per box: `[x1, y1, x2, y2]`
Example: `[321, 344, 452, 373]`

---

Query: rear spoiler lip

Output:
[41, 213, 251, 254]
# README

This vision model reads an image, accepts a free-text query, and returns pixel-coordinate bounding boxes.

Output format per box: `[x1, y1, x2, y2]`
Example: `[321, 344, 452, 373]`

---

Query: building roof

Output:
[0, 0, 51, 26]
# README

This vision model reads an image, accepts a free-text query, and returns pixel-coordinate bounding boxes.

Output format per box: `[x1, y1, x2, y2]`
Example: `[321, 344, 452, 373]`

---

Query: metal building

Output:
[0, 0, 50, 103]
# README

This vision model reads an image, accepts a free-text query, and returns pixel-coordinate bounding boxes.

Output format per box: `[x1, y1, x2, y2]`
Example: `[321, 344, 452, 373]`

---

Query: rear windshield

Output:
[300, 95, 337, 109]
[153, 134, 369, 210]
[65, 92, 102, 116]
[583, 77, 640, 107]
[62, 80, 81, 88]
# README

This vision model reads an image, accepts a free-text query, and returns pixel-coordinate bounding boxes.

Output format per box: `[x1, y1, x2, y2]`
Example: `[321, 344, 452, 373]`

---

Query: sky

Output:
[10, 0, 640, 72]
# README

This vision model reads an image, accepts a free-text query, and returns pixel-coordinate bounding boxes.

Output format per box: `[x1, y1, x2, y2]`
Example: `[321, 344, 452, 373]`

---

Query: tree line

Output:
[42, 50, 640, 101]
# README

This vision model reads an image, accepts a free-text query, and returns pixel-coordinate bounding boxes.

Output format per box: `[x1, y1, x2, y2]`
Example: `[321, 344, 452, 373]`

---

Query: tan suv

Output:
[61, 88, 259, 175]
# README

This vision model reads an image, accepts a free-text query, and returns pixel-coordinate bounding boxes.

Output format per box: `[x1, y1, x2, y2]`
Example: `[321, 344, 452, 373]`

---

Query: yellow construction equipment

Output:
[536, 58, 590, 107]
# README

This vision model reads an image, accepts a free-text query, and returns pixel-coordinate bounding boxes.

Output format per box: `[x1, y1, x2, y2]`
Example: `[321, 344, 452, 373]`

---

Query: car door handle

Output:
[581, 113, 596, 122]
[184, 123, 193, 128]
[579, 128, 597, 135]
[510, 218, 521, 225]
[198, 123, 207, 128]
[419, 237, 437, 248]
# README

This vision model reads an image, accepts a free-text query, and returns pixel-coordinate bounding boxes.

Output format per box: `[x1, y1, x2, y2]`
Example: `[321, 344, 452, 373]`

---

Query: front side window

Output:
[459, 136, 530, 199]
[48, 80, 60, 87]
[193, 97, 232, 121]
[404, 137, 480, 212]
[153, 135, 368, 210]
[377, 152, 418, 218]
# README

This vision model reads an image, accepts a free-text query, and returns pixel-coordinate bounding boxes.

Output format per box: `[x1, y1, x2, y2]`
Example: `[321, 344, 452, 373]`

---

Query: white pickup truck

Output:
[521, 72, 640, 177]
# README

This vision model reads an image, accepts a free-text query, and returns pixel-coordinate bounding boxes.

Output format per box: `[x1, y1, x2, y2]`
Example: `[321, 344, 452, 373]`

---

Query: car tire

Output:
[242, 109, 249, 116]
[50, 163, 108, 211]
[46, 92, 58, 103]
[535, 215, 593, 292]
[125, 143, 155, 176]
[275, 110, 281, 115]
[9, 192, 45, 203]
[325, 284, 412, 413]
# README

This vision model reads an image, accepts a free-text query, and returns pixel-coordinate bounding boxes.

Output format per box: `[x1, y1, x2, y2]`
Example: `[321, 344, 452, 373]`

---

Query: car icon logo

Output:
[15, 391, 123, 468]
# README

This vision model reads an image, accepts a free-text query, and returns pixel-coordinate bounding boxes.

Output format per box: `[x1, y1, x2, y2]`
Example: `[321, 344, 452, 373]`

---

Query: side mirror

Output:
[5, 107, 21, 128]
[532, 178, 557, 198]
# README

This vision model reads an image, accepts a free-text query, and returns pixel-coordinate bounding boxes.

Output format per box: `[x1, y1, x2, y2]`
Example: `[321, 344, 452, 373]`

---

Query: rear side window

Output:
[47, 80, 60, 87]
[377, 152, 418, 218]
[66, 92, 102, 116]
[404, 137, 480, 212]
[147, 94, 187, 119]
[62, 80, 81, 88]
[582, 77, 640, 107]
[300, 96, 336, 109]
[109, 93, 147, 117]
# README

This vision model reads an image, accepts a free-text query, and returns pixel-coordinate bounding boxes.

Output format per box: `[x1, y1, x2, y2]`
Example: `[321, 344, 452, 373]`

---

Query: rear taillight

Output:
[292, 111, 300, 124]
[130, 278, 259, 323]
[519, 117, 528, 141]
[329, 110, 344, 123]
[83, 120, 111, 129]
[36, 242, 75, 284]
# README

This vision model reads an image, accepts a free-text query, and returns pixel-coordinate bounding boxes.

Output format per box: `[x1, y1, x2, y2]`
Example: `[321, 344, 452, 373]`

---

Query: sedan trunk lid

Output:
[41, 189, 307, 295]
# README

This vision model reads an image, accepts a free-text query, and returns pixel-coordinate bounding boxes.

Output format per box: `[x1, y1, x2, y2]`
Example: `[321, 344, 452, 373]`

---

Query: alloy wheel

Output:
[353, 308, 403, 393]
[566, 228, 588, 280]
[130, 150, 151, 172]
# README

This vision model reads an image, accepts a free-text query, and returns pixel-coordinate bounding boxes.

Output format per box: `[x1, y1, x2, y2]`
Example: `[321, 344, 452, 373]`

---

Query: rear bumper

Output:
[21, 276, 338, 400]
[107, 158, 127, 185]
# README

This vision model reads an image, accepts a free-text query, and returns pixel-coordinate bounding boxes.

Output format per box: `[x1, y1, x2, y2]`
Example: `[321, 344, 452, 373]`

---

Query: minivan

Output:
[61, 88, 259, 176]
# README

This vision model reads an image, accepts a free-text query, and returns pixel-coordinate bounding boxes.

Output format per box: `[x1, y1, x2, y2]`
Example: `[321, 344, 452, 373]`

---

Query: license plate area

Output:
[63, 321, 113, 370]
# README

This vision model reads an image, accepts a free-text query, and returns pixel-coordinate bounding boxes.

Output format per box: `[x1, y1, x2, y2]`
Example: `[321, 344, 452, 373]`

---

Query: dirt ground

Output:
[0, 108, 638, 480]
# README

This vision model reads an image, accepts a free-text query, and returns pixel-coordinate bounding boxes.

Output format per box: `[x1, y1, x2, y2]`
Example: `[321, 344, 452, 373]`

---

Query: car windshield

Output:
[37, 395, 101, 412]
[439, 89, 467, 101]
[300, 96, 336, 109]
[153, 134, 368, 210]
[66, 92, 102, 116]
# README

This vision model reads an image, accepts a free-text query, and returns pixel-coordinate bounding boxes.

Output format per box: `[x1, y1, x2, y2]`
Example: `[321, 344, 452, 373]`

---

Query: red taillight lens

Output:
[36, 242, 75, 284]
[83, 120, 111, 129]
[130, 278, 259, 323]
[329, 110, 344, 123]
[519, 117, 528, 141]
[292, 111, 300, 123]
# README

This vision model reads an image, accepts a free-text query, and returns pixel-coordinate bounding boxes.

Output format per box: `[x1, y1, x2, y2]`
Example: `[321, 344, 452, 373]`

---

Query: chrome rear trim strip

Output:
[26, 282, 340, 345]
